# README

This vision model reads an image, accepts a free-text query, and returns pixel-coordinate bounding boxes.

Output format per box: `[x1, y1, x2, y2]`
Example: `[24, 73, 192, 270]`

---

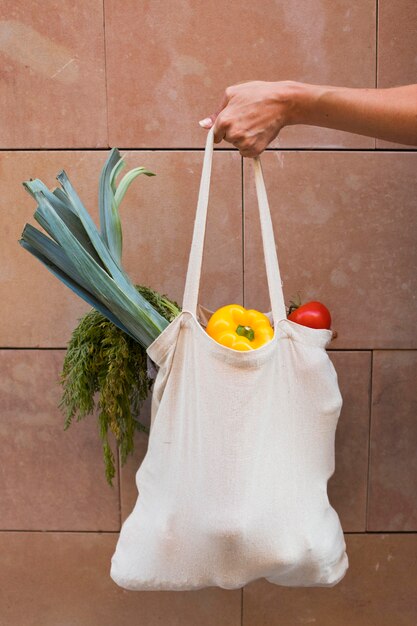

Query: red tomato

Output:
[287, 301, 332, 330]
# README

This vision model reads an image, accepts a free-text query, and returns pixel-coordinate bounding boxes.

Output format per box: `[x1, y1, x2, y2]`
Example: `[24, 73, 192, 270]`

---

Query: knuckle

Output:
[219, 114, 232, 128]
[240, 139, 261, 158]
[227, 129, 241, 142]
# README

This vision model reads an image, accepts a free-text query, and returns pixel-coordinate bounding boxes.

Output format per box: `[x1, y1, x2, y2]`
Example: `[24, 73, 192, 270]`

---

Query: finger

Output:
[238, 141, 263, 159]
[198, 117, 213, 129]
[239, 147, 259, 158]
[212, 113, 228, 144]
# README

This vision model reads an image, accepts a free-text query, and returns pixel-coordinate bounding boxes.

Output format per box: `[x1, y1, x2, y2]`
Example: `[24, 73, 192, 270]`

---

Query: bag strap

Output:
[182, 126, 287, 323]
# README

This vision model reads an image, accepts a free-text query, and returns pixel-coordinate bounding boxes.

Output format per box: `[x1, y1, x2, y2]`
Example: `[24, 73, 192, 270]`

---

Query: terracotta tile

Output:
[0, 531, 241, 626]
[1, 149, 241, 346]
[377, 0, 417, 149]
[105, 0, 375, 148]
[0, 350, 120, 531]
[244, 152, 417, 349]
[120, 150, 243, 311]
[368, 351, 417, 531]
[378, 0, 417, 87]
[328, 352, 371, 531]
[0, 2, 107, 147]
[243, 534, 417, 626]
[1, 150, 109, 347]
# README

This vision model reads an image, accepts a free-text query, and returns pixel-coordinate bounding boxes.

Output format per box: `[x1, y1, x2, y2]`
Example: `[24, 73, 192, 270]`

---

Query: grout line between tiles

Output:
[0, 147, 416, 153]
[241, 587, 244, 626]
[374, 0, 379, 149]
[116, 442, 122, 530]
[102, 0, 110, 149]
[0, 529, 121, 533]
[366, 350, 374, 531]
[345, 531, 417, 535]
[375, 0, 379, 90]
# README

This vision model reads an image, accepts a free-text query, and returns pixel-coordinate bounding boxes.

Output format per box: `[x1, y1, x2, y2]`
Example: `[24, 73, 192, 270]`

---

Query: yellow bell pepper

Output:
[205, 304, 274, 351]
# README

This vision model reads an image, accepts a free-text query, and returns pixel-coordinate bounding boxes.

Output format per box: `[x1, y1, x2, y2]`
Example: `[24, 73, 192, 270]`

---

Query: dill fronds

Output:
[59, 284, 181, 486]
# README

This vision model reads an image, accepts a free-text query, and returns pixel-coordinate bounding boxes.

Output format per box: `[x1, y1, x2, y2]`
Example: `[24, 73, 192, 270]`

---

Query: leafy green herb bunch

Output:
[60, 284, 180, 486]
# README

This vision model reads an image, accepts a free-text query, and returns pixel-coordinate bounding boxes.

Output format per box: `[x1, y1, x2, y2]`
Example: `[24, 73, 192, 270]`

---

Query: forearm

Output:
[289, 82, 417, 145]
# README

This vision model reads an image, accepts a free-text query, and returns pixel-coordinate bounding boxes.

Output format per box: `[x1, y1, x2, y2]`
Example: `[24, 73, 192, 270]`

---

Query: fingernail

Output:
[198, 118, 213, 128]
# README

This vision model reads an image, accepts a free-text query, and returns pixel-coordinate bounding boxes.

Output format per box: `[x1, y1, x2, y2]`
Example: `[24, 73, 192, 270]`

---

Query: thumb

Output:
[198, 116, 214, 129]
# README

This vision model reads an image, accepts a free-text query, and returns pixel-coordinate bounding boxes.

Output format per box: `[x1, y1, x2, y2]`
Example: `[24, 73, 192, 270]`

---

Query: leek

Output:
[18, 150, 170, 349]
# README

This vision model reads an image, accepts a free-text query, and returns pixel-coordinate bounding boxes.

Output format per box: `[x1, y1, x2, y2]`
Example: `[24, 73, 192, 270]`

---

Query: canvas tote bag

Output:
[110, 126, 349, 591]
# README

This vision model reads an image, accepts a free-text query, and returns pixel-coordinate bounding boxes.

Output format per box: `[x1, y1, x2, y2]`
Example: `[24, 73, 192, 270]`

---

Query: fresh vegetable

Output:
[206, 304, 274, 351]
[60, 284, 181, 486]
[18, 149, 169, 349]
[18, 149, 183, 486]
[287, 293, 332, 330]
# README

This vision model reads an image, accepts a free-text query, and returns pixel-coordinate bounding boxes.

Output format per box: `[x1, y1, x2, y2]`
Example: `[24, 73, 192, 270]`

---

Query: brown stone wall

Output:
[0, 1, 416, 624]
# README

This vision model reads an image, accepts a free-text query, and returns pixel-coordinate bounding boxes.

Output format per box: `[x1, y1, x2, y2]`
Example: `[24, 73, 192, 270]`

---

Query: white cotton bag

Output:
[110, 126, 349, 591]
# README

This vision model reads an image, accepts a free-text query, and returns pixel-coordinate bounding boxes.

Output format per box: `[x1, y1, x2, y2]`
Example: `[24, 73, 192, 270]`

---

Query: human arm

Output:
[199, 81, 417, 157]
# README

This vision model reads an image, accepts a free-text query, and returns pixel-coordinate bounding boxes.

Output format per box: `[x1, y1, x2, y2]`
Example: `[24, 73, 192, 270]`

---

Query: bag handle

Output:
[182, 126, 287, 323]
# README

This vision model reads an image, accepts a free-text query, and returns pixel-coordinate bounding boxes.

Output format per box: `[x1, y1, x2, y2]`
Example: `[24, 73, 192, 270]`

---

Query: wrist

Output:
[276, 81, 329, 126]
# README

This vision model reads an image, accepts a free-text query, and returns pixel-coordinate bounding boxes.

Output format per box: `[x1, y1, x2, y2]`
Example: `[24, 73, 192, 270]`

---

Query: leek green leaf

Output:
[113, 167, 156, 210]
[32, 190, 166, 347]
[98, 148, 121, 251]
[18, 234, 136, 340]
[109, 158, 126, 193]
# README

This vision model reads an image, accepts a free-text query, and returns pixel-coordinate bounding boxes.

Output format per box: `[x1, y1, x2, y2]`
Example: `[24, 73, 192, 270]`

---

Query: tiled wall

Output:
[0, 1, 416, 624]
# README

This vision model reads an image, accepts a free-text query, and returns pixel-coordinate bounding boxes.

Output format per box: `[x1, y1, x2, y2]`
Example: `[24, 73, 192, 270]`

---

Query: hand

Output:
[199, 80, 299, 157]
[199, 81, 417, 151]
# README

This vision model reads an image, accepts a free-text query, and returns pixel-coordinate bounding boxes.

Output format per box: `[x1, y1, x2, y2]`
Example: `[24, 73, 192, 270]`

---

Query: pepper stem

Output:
[236, 324, 255, 341]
